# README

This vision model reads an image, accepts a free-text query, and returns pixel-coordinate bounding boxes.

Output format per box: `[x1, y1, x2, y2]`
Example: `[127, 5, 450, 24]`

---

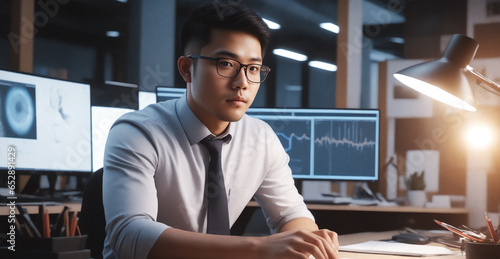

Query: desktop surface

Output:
[237, 201, 468, 236]
[338, 231, 464, 259]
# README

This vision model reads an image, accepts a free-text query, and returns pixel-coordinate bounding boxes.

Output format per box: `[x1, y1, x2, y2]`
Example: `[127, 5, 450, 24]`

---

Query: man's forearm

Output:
[147, 228, 260, 259]
[279, 217, 319, 232]
[147, 222, 338, 259]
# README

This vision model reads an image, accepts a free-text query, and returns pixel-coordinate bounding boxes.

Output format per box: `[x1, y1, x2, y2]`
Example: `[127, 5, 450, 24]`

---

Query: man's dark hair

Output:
[180, 1, 271, 57]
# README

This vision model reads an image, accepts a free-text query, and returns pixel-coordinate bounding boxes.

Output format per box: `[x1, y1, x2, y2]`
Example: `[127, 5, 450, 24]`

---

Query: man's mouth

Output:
[227, 97, 247, 103]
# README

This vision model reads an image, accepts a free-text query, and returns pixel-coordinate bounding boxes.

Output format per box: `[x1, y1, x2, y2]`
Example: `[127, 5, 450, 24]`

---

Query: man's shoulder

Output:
[240, 113, 270, 126]
[114, 100, 178, 129]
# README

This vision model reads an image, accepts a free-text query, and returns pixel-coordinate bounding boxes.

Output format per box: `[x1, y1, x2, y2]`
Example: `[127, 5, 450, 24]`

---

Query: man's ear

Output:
[178, 56, 192, 83]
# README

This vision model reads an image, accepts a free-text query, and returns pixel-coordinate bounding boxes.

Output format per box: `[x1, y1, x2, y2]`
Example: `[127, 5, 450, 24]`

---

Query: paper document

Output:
[339, 240, 460, 257]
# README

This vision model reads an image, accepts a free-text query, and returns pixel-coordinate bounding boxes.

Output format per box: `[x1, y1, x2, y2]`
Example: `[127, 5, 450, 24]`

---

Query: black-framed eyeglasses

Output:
[187, 55, 271, 83]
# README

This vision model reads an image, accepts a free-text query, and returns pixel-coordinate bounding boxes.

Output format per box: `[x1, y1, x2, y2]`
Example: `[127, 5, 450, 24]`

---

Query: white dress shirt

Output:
[102, 95, 314, 259]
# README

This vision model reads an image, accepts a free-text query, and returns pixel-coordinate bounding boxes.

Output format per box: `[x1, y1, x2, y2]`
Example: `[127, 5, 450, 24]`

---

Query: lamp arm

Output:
[465, 66, 500, 96]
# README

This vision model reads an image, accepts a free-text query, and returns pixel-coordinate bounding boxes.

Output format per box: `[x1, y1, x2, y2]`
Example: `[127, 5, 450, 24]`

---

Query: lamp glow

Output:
[394, 74, 476, 112]
[262, 18, 281, 30]
[320, 22, 340, 34]
[273, 49, 308, 61]
[465, 124, 494, 149]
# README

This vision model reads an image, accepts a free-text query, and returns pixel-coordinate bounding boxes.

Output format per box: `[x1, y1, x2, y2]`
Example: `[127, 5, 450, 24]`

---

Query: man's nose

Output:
[230, 68, 249, 90]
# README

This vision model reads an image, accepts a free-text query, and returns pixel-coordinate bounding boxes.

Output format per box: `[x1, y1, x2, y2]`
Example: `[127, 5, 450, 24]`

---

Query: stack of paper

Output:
[339, 240, 460, 256]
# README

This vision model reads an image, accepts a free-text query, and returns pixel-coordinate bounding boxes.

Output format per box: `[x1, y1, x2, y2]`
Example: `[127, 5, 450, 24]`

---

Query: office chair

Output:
[79, 168, 105, 259]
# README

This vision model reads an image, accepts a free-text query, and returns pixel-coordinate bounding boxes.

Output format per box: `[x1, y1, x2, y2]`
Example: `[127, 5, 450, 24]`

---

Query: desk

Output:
[235, 201, 469, 235]
[338, 231, 464, 259]
[0, 202, 81, 215]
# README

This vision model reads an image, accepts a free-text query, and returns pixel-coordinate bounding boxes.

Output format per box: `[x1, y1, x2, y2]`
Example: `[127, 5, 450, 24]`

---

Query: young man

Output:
[102, 2, 339, 259]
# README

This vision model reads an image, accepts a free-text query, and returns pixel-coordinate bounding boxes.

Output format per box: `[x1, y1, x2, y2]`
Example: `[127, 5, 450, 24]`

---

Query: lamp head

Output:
[394, 34, 479, 112]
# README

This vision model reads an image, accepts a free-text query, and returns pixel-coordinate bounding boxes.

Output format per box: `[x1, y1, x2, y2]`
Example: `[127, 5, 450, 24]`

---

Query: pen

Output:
[76, 225, 82, 236]
[43, 208, 51, 238]
[39, 203, 51, 238]
[69, 212, 78, 237]
[38, 204, 44, 231]
[460, 224, 487, 240]
[434, 219, 485, 242]
[51, 206, 69, 237]
[484, 212, 499, 242]
[16, 205, 42, 238]
[64, 209, 70, 237]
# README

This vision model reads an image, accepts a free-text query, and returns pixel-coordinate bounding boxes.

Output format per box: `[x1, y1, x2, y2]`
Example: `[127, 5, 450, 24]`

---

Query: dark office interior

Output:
[2, 0, 500, 258]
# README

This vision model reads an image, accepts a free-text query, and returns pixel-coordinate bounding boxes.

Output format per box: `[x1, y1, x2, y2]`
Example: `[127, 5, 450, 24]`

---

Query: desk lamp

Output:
[393, 34, 500, 112]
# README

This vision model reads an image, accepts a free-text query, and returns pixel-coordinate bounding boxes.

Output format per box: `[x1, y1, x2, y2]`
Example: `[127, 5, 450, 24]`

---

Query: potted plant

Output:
[405, 170, 427, 207]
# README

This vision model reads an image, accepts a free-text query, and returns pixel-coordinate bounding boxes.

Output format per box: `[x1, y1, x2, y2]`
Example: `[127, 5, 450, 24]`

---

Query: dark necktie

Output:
[200, 136, 230, 235]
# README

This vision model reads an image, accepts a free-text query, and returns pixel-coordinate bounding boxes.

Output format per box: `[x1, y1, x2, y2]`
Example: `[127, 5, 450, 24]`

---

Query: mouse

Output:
[391, 232, 430, 244]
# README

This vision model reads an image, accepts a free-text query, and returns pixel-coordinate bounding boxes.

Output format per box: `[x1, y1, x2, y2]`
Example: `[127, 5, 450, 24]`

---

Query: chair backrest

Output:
[79, 168, 105, 259]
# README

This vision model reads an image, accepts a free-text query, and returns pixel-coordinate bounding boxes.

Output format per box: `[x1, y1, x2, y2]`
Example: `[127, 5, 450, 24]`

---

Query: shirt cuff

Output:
[107, 217, 170, 259]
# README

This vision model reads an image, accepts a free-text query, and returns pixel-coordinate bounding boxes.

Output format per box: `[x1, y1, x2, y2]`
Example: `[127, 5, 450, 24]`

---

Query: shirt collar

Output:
[176, 94, 234, 145]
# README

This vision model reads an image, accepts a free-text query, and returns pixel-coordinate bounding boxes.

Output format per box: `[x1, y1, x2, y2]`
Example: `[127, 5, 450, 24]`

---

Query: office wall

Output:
[0, 38, 8, 70]
[275, 57, 303, 108]
[403, 0, 467, 59]
[34, 38, 96, 82]
[309, 67, 336, 108]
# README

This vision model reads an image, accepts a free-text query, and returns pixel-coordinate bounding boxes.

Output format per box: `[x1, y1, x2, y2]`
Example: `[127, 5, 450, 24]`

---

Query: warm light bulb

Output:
[465, 124, 495, 149]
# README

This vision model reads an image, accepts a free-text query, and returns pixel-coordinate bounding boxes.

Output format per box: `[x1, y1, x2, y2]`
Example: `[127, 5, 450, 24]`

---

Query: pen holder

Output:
[465, 241, 500, 259]
[15, 235, 90, 259]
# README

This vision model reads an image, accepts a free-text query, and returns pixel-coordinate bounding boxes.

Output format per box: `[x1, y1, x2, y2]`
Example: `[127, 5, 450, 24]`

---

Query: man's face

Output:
[185, 29, 262, 132]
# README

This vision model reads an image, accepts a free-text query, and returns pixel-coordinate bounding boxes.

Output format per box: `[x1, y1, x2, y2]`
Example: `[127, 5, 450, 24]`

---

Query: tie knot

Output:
[200, 135, 231, 154]
[200, 138, 224, 153]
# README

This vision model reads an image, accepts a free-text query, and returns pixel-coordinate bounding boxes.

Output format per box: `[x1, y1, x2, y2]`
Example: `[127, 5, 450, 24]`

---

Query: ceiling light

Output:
[389, 37, 405, 44]
[273, 49, 308, 61]
[320, 22, 340, 34]
[309, 61, 337, 72]
[262, 18, 281, 30]
[106, 31, 120, 37]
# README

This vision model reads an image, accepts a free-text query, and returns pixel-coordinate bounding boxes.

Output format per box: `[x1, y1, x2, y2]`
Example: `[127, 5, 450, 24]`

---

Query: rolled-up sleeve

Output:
[102, 122, 169, 259]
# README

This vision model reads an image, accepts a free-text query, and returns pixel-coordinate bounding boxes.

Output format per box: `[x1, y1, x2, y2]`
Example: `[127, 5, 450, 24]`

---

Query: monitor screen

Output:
[156, 87, 186, 102]
[138, 91, 156, 110]
[0, 70, 92, 173]
[246, 108, 380, 181]
[92, 106, 134, 172]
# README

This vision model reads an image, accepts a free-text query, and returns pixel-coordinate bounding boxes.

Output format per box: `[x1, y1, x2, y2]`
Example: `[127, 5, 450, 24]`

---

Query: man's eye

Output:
[219, 61, 234, 68]
[248, 65, 261, 73]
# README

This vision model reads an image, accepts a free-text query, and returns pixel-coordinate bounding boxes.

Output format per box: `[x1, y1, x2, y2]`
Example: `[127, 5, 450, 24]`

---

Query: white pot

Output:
[407, 190, 427, 207]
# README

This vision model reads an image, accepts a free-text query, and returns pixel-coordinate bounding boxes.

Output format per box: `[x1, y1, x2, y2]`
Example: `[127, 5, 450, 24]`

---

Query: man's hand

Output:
[257, 229, 339, 259]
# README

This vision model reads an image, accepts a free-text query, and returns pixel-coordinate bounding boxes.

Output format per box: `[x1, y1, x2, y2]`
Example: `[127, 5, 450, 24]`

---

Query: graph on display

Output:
[247, 108, 379, 181]
[263, 118, 312, 175]
[314, 120, 377, 178]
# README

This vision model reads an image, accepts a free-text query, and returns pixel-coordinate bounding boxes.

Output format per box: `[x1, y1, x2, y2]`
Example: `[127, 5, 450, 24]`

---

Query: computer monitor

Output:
[246, 108, 380, 181]
[91, 81, 139, 110]
[91, 106, 134, 172]
[156, 86, 186, 102]
[0, 70, 92, 174]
